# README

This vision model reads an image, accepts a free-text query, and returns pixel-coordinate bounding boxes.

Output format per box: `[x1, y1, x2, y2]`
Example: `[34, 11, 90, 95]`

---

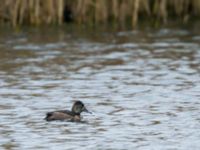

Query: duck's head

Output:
[71, 101, 91, 115]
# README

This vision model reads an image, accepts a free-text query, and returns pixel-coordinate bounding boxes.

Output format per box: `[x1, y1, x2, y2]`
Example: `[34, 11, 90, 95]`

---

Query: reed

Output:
[0, 0, 200, 27]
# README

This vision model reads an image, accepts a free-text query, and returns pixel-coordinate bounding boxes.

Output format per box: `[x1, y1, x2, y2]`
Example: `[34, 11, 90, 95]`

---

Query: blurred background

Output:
[0, 0, 200, 150]
[0, 0, 200, 27]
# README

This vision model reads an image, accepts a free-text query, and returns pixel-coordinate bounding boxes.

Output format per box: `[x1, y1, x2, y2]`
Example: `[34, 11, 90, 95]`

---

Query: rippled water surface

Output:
[0, 26, 200, 150]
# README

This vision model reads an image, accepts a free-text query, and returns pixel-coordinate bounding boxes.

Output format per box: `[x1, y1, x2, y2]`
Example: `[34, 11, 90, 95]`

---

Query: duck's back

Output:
[45, 110, 75, 121]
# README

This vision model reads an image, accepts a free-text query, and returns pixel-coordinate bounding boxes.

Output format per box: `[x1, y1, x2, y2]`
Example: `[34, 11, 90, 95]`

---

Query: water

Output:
[0, 26, 200, 150]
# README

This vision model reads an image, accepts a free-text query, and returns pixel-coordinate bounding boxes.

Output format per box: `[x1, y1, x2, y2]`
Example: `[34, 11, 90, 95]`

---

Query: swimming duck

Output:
[45, 101, 90, 121]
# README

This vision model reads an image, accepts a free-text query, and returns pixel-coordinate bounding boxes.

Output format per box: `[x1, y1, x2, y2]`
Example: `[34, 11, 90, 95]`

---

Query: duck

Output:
[45, 101, 91, 122]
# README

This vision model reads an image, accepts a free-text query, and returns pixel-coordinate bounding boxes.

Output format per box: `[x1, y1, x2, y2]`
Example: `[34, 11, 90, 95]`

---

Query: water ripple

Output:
[0, 27, 200, 150]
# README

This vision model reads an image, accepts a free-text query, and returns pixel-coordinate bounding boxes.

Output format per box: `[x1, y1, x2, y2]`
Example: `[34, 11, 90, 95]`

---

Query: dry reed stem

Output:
[0, 0, 200, 27]
[132, 0, 140, 28]
[57, 0, 64, 25]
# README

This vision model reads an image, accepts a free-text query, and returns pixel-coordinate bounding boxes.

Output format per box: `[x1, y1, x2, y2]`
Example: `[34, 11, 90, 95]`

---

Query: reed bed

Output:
[0, 0, 199, 27]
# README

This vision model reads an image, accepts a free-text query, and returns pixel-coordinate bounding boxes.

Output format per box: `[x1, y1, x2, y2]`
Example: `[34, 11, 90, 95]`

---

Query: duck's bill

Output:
[83, 107, 92, 114]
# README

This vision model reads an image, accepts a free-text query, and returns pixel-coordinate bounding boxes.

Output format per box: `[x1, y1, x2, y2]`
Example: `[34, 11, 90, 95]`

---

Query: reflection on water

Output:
[0, 27, 200, 150]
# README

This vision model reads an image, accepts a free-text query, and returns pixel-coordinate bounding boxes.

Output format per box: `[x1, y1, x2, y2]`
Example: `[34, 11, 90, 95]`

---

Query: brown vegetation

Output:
[0, 0, 199, 27]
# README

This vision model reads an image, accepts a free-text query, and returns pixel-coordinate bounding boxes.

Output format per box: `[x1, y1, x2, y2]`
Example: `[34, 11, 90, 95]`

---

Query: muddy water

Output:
[0, 26, 200, 150]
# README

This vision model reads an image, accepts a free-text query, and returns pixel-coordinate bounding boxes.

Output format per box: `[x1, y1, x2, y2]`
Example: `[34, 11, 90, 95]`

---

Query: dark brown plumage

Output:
[45, 101, 90, 121]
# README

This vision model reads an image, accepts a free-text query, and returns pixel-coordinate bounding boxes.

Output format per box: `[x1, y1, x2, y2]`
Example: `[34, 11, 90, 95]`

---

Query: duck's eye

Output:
[74, 106, 82, 113]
